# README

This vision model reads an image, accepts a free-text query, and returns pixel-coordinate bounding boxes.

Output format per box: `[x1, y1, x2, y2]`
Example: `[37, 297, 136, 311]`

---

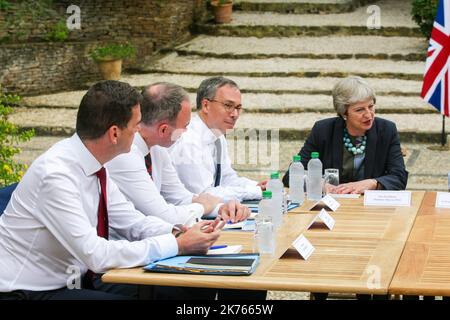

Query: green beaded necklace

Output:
[343, 128, 367, 155]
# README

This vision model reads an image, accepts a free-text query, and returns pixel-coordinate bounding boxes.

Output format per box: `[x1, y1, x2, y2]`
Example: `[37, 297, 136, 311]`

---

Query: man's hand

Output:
[333, 179, 378, 194]
[257, 179, 269, 191]
[219, 200, 250, 224]
[192, 193, 222, 214]
[176, 220, 223, 255]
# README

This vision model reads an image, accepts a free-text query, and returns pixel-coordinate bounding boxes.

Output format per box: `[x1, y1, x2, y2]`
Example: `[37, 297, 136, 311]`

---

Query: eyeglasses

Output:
[348, 103, 376, 115]
[206, 99, 243, 114]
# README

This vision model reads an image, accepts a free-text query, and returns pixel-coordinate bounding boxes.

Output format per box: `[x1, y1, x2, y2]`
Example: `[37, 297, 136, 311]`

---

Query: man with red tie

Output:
[107, 82, 250, 227]
[0, 81, 223, 300]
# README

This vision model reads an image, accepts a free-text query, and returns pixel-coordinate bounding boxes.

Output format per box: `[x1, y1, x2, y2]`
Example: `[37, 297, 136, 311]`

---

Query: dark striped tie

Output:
[214, 139, 221, 187]
[145, 153, 153, 178]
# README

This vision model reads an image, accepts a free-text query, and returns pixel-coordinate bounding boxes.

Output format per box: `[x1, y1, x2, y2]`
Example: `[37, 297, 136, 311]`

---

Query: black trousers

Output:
[0, 274, 267, 300]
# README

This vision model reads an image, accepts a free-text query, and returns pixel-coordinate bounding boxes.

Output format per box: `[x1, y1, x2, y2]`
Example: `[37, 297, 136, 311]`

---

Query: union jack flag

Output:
[421, 0, 450, 116]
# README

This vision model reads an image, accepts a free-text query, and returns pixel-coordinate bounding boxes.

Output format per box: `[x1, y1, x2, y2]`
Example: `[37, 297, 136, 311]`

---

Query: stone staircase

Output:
[14, 0, 450, 192]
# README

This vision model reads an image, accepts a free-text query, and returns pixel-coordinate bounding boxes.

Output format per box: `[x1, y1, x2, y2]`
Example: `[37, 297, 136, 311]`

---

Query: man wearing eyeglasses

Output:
[169, 76, 267, 202]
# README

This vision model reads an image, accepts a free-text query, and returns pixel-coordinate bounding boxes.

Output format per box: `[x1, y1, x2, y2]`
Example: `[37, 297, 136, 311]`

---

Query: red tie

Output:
[144, 153, 153, 178]
[95, 167, 109, 239]
[83, 167, 109, 289]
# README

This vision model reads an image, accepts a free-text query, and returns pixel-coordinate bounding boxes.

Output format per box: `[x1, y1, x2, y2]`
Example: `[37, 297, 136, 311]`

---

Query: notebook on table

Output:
[143, 253, 260, 276]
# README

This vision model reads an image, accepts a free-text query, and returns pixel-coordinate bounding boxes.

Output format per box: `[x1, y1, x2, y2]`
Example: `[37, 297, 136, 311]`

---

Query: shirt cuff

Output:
[245, 185, 263, 200]
[203, 202, 224, 218]
[149, 233, 179, 261]
[183, 203, 205, 227]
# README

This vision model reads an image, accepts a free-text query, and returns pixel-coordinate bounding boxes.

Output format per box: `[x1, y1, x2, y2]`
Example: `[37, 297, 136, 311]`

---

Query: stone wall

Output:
[0, 0, 209, 95]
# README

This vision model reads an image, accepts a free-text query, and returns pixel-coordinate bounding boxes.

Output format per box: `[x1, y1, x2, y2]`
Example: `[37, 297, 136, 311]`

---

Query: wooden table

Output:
[103, 192, 425, 294]
[390, 192, 450, 296]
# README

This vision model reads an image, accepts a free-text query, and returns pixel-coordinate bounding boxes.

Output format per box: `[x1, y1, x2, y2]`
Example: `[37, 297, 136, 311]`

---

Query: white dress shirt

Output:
[106, 133, 208, 227]
[169, 115, 262, 202]
[0, 134, 178, 292]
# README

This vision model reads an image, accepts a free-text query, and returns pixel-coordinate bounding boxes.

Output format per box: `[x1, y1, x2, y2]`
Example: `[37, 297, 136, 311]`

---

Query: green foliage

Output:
[0, 0, 12, 10]
[411, 0, 439, 39]
[1, 0, 69, 43]
[45, 20, 69, 42]
[89, 43, 137, 62]
[216, 0, 232, 5]
[0, 88, 34, 187]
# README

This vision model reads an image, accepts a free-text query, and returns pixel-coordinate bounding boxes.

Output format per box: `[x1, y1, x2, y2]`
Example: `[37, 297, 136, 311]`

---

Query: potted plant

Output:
[89, 42, 136, 80]
[211, 0, 233, 24]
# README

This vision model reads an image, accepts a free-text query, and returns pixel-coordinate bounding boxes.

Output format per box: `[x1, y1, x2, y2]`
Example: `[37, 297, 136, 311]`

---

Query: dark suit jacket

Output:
[282, 117, 408, 190]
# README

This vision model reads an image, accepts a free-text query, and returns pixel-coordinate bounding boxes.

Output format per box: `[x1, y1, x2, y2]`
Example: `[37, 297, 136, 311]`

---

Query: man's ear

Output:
[201, 98, 209, 114]
[107, 125, 120, 145]
[158, 123, 169, 137]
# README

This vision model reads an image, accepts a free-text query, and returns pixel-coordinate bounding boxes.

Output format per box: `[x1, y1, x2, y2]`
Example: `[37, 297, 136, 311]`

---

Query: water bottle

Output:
[307, 152, 323, 201]
[289, 155, 305, 204]
[266, 172, 283, 228]
[448, 172, 450, 192]
[258, 190, 273, 218]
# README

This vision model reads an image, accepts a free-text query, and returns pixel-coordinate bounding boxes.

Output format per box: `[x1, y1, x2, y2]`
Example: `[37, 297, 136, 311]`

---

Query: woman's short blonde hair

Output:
[332, 76, 376, 118]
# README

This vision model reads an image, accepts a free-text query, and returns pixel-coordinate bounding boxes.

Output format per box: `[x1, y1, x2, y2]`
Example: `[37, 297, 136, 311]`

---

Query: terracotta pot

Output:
[97, 59, 122, 80]
[211, 1, 233, 24]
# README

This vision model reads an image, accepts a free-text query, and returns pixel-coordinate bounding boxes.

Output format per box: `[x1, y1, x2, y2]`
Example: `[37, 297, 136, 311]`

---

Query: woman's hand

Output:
[333, 179, 378, 194]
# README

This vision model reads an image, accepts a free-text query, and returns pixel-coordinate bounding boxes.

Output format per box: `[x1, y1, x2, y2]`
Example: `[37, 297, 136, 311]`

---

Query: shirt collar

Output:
[70, 133, 102, 177]
[134, 132, 151, 156]
[191, 114, 222, 145]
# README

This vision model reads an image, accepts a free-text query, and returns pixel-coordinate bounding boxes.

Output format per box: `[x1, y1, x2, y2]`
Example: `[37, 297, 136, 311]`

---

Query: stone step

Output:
[143, 56, 425, 80]
[173, 35, 427, 61]
[20, 88, 433, 115]
[121, 73, 423, 96]
[233, 0, 374, 14]
[13, 137, 450, 193]
[199, 0, 420, 37]
[9, 107, 447, 143]
[22, 72, 431, 113]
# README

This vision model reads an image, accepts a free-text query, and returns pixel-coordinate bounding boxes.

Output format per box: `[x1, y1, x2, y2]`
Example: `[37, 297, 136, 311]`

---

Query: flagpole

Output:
[442, 115, 446, 147]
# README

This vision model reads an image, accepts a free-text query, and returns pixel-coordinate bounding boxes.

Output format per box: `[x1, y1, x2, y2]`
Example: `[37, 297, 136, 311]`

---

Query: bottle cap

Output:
[293, 155, 301, 162]
[270, 172, 279, 179]
[262, 190, 272, 199]
[311, 152, 319, 159]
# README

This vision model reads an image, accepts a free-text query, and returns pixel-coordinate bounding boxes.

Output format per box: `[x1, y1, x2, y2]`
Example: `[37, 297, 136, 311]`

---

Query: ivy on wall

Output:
[0, 0, 69, 43]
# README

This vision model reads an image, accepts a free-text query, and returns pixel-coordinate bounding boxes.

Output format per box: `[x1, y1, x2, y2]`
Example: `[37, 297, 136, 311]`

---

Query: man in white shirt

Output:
[169, 76, 268, 202]
[0, 81, 223, 300]
[106, 82, 249, 227]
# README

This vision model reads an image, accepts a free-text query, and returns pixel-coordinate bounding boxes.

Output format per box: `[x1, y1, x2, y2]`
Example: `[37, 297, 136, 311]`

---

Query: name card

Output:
[364, 190, 411, 207]
[436, 192, 450, 209]
[307, 209, 335, 230]
[309, 194, 341, 212]
[292, 234, 315, 260]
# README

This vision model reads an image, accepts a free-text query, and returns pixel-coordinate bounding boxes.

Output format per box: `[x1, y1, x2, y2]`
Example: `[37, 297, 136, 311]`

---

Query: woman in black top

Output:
[283, 76, 408, 194]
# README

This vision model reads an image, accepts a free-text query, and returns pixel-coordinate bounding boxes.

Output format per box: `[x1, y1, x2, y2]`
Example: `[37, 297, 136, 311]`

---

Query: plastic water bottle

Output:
[258, 190, 273, 218]
[266, 172, 283, 228]
[289, 155, 305, 204]
[307, 152, 323, 201]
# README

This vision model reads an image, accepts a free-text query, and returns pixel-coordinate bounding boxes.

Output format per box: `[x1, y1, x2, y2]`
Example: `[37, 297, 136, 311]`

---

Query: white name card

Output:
[309, 194, 341, 212]
[364, 190, 411, 207]
[307, 209, 336, 230]
[292, 234, 315, 260]
[436, 192, 450, 209]
[321, 194, 341, 211]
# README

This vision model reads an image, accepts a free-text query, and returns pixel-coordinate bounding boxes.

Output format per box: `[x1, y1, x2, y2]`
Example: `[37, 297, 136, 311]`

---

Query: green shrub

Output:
[411, 0, 439, 39]
[45, 20, 69, 42]
[89, 43, 136, 62]
[0, 87, 34, 187]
